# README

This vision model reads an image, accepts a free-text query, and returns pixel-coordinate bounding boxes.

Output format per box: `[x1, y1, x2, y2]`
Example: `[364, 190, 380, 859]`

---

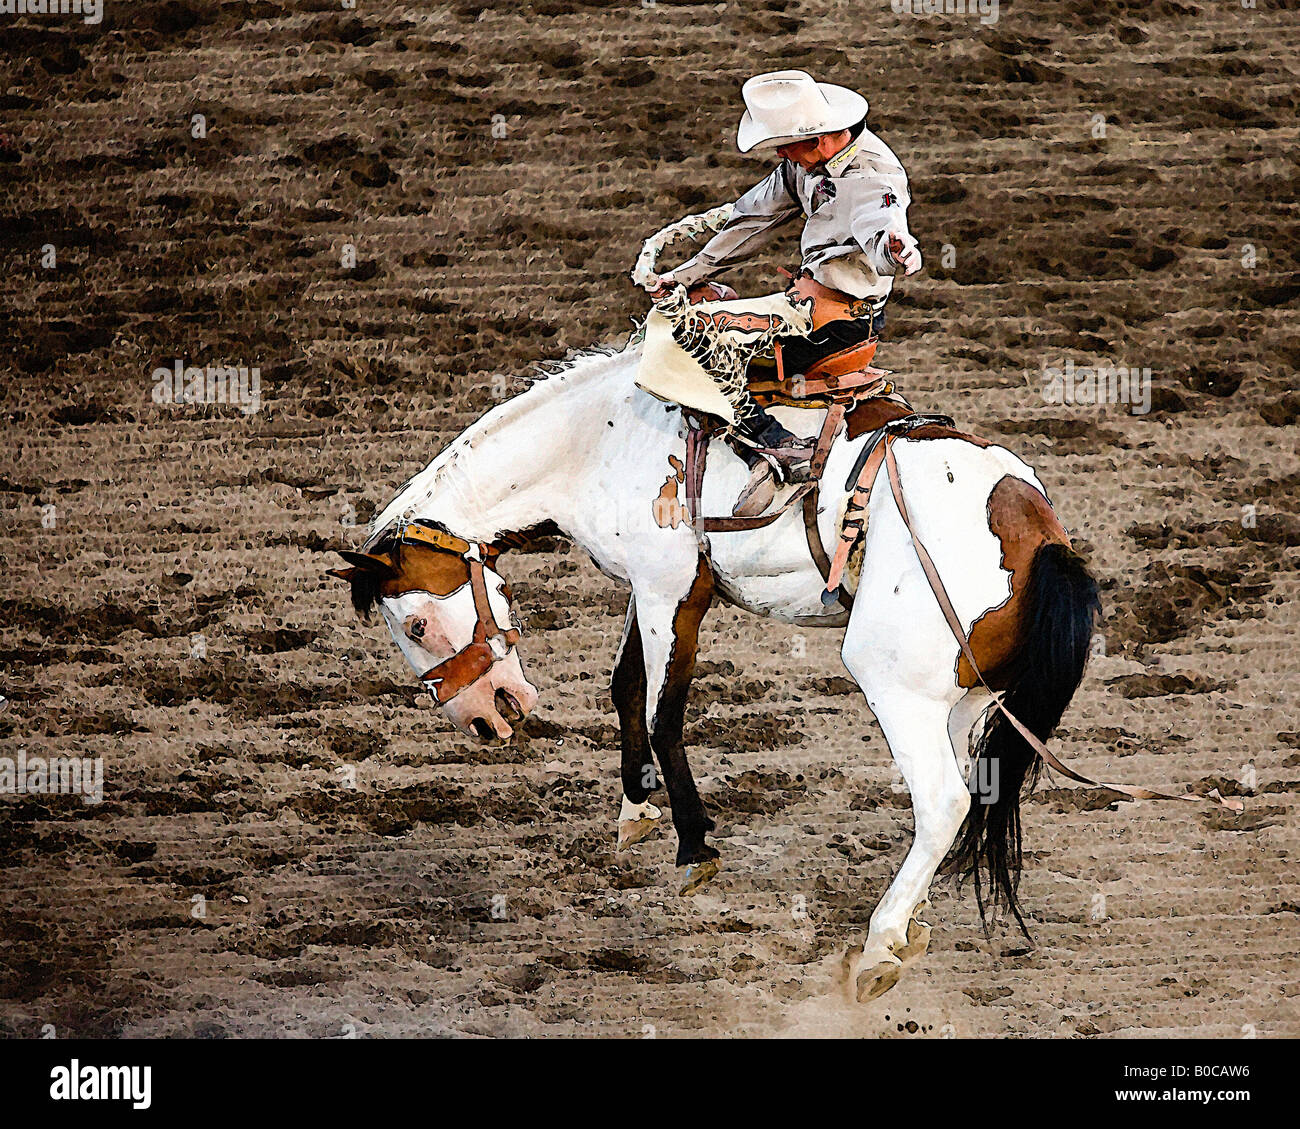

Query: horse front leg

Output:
[611, 596, 663, 849]
[635, 557, 718, 894]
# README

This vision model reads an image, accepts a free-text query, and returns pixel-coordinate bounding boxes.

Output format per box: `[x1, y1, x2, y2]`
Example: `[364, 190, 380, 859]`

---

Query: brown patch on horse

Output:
[653, 556, 718, 863]
[959, 475, 1070, 689]
[660, 556, 714, 716]
[373, 545, 471, 599]
[654, 454, 688, 529]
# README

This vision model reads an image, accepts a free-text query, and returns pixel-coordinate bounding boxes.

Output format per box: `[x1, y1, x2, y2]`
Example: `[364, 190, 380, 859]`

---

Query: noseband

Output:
[394, 521, 521, 705]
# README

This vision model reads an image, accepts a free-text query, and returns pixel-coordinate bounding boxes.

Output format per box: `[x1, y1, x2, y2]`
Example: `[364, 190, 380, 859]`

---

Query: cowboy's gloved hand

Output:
[886, 232, 923, 276]
[648, 272, 680, 300]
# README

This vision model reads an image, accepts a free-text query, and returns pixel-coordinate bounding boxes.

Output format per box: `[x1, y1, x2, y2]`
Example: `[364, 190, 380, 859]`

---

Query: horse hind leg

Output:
[840, 595, 972, 1000]
[876, 692, 991, 967]
[853, 689, 969, 1000]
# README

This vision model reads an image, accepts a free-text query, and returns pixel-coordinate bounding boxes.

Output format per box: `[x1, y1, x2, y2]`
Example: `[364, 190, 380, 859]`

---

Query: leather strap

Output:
[823, 432, 889, 599]
[800, 402, 853, 611]
[421, 642, 498, 705]
[878, 439, 1243, 814]
[409, 531, 521, 704]
[400, 522, 474, 557]
[685, 420, 709, 523]
[808, 400, 845, 479]
[822, 414, 959, 604]
[687, 401, 844, 534]
[803, 486, 852, 611]
[468, 558, 495, 643]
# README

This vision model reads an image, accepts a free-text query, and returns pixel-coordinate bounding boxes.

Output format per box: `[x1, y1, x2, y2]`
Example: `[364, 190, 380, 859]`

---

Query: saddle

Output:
[748, 273, 890, 405]
[682, 275, 889, 407]
[674, 279, 959, 609]
[678, 275, 901, 513]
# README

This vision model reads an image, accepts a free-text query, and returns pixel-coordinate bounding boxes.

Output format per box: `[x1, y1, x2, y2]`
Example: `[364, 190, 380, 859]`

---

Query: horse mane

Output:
[504, 341, 635, 421]
[525, 341, 631, 383]
[364, 339, 638, 547]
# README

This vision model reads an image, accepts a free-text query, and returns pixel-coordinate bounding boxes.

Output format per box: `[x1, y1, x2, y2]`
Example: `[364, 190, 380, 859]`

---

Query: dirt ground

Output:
[1, 0, 1297, 1038]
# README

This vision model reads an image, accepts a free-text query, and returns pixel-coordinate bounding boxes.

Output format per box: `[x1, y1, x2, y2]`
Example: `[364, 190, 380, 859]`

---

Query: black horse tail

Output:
[947, 541, 1101, 936]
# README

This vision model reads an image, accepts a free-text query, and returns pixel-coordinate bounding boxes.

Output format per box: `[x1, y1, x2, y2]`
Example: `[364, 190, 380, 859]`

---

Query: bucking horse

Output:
[327, 231, 1238, 1004]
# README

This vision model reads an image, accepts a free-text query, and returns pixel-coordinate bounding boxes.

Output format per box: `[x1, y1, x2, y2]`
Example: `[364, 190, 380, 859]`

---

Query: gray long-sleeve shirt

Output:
[671, 128, 913, 302]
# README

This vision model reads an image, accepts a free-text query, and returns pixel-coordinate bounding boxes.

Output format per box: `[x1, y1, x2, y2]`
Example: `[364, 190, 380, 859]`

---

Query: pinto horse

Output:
[329, 341, 1101, 1002]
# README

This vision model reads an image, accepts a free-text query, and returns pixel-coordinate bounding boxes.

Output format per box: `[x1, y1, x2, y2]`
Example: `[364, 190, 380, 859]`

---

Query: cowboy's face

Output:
[775, 132, 843, 172]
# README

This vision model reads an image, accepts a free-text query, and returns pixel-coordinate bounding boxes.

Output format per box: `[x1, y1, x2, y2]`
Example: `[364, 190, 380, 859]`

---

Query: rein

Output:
[397, 521, 522, 705]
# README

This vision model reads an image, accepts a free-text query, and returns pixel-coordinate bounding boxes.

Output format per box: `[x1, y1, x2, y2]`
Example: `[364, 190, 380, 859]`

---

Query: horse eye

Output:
[404, 615, 427, 641]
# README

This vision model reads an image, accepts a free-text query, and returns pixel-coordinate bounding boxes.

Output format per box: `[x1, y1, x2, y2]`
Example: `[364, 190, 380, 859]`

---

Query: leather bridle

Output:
[391, 520, 521, 705]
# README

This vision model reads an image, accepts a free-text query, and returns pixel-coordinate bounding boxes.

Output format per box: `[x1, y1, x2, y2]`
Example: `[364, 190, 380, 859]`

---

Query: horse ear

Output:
[336, 550, 399, 580]
[325, 566, 359, 582]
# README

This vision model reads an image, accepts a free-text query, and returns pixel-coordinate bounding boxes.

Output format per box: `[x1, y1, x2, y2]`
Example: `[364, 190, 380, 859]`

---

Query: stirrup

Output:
[759, 439, 815, 478]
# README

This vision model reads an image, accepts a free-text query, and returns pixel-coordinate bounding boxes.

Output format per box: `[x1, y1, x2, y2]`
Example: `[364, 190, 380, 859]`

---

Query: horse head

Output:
[328, 525, 538, 742]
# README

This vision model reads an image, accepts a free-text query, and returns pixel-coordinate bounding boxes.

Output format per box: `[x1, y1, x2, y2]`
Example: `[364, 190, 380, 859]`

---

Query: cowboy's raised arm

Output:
[670, 164, 801, 288]
[844, 171, 922, 278]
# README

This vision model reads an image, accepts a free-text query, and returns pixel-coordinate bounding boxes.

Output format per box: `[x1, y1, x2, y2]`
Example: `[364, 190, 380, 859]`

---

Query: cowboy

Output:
[653, 70, 922, 515]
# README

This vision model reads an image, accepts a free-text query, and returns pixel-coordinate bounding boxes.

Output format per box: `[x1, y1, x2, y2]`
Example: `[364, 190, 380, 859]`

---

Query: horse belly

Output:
[711, 554, 844, 623]
[700, 466, 845, 622]
[699, 409, 863, 623]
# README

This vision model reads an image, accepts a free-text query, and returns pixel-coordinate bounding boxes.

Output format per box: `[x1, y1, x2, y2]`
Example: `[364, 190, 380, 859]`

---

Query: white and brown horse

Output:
[329, 341, 1101, 1001]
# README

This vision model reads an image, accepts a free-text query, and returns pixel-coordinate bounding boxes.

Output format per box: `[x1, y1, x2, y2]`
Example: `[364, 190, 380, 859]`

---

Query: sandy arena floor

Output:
[0, 0, 1297, 1037]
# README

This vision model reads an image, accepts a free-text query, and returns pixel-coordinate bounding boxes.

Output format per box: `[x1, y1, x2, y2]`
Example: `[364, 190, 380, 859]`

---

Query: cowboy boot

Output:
[731, 397, 814, 518]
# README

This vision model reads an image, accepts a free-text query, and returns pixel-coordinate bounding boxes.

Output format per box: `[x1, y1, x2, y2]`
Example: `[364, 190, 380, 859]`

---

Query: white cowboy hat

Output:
[736, 70, 869, 154]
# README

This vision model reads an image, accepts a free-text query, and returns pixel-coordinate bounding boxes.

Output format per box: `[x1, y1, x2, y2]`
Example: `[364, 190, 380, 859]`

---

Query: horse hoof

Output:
[678, 857, 720, 895]
[855, 957, 902, 1003]
[617, 817, 660, 851]
[895, 914, 932, 963]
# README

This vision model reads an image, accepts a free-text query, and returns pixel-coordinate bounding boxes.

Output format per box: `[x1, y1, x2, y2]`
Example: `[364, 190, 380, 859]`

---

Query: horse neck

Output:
[370, 349, 634, 545]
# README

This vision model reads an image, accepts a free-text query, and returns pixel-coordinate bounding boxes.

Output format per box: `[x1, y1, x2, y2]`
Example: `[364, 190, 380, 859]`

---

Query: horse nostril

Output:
[469, 718, 494, 741]
[495, 689, 524, 723]
[404, 615, 426, 642]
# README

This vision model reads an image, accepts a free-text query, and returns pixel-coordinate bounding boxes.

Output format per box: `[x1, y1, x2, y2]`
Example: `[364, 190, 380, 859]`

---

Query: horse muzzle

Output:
[431, 651, 538, 742]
